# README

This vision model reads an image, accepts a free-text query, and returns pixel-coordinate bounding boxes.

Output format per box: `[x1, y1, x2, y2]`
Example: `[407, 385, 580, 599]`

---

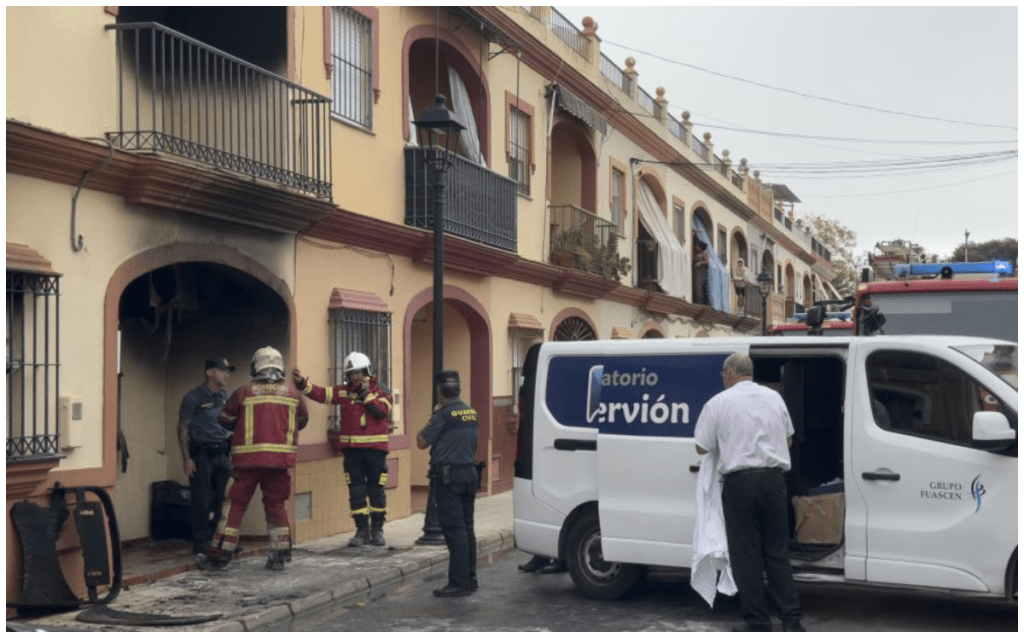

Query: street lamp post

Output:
[413, 95, 464, 546]
[757, 268, 773, 336]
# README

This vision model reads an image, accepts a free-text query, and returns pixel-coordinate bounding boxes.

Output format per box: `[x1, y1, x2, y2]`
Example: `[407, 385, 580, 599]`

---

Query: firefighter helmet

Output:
[343, 352, 373, 376]
[251, 346, 285, 378]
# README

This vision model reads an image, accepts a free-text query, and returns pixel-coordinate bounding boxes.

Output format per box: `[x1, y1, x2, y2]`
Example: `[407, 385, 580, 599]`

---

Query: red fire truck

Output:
[854, 261, 1017, 342]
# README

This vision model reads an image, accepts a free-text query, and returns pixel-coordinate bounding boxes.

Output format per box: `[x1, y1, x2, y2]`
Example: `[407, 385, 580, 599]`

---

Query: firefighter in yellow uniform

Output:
[202, 346, 308, 571]
[293, 352, 392, 547]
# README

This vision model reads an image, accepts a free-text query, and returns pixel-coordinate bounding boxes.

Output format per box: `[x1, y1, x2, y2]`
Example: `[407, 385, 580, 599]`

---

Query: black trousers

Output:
[188, 444, 231, 551]
[342, 448, 388, 516]
[722, 468, 802, 628]
[434, 465, 478, 589]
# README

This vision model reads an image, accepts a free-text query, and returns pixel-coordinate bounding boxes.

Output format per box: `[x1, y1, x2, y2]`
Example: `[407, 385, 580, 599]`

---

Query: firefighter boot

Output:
[265, 548, 285, 571]
[349, 515, 371, 547]
[369, 512, 386, 547]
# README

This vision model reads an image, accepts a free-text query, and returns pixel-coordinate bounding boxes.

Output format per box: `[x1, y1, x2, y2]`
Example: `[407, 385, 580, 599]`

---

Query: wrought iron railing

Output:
[691, 136, 710, 162]
[636, 239, 660, 290]
[550, 8, 589, 60]
[7, 271, 62, 462]
[637, 87, 656, 115]
[549, 205, 620, 275]
[106, 23, 333, 200]
[405, 147, 517, 253]
[600, 53, 629, 93]
[731, 171, 744, 189]
[667, 116, 684, 142]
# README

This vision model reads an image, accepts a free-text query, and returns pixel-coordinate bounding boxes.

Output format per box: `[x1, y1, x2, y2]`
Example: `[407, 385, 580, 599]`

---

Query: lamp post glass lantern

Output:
[757, 268, 773, 336]
[412, 94, 464, 546]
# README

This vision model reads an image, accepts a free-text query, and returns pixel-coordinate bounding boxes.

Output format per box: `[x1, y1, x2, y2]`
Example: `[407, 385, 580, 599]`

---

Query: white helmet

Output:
[343, 352, 372, 376]
[251, 346, 285, 379]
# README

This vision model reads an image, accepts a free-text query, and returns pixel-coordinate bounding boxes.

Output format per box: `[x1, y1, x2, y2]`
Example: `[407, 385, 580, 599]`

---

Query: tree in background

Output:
[798, 213, 859, 295]
[947, 237, 1017, 274]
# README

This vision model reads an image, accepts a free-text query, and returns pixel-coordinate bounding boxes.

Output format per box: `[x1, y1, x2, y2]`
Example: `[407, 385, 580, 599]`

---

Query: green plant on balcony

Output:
[550, 227, 591, 269]
[590, 234, 632, 281]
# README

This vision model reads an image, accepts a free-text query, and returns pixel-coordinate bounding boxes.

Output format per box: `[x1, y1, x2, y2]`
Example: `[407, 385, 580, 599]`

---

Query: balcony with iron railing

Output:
[548, 205, 627, 280]
[105, 22, 333, 200]
[405, 147, 518, 253]
[550, 7, 590, 60]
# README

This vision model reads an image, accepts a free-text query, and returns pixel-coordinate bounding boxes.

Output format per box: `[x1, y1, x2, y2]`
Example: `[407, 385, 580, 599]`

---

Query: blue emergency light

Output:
[892, 260, 1013, 278]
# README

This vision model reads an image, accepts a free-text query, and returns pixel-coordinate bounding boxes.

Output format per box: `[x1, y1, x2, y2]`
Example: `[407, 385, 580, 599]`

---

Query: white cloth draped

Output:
[637, 181, 686, 299]
[690, 449, 737, 608]
[448, 67, 485, 166]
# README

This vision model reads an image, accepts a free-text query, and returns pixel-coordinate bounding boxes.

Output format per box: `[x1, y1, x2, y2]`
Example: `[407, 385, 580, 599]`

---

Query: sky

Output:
[555, 5, 1018, 264]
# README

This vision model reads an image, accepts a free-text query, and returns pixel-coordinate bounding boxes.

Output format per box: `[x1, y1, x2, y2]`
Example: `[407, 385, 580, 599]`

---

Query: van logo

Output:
[586, 365, 604, 422]
[970, 475, 985, 513]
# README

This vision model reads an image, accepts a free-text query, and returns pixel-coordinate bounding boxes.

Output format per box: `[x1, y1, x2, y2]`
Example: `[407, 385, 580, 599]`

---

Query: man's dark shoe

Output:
[518, 556, 550, 572]
[537, 560, 567, 574]
[782, 621, 806, 632]
[433, 584, 473, 598]
[731, 622, 772, 632]
[196, 553, 229, 571]
[471, 577, 479, 591]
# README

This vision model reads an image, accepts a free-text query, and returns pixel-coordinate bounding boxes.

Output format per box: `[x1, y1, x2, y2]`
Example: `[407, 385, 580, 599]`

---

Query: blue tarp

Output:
[692, 218, 731, 313]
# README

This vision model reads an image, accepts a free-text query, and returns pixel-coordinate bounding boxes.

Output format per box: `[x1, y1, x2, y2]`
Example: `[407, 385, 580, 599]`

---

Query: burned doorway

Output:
[113, 261, 290, 545]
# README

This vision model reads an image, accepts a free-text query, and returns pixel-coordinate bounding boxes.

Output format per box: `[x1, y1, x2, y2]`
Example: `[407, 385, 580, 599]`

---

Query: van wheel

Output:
[565, 513, 645, 600]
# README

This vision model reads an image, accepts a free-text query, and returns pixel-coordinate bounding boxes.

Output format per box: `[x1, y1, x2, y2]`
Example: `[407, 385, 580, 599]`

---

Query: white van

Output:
[513, 336, 1017, 601]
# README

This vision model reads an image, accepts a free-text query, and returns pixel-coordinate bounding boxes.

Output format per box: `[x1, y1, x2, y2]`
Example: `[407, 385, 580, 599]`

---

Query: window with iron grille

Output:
[509, 105, 531, 195]
[7, 270, 61, 461]
[718, 226, 728, 264]
[510, 328, 543, 414]
[329, 308, 391, 429]
[331, 6, 373, 128]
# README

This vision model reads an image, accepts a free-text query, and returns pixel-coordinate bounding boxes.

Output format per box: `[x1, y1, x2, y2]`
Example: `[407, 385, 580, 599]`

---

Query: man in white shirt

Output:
[694, 353, 804, 632]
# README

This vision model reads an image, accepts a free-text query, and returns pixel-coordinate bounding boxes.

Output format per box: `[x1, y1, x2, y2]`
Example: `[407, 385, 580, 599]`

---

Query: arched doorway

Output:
[552, 312, 598, 341]
[404, 286, 492, 501]
[108, 249, 293, 546]
[785, 263, 796, 317]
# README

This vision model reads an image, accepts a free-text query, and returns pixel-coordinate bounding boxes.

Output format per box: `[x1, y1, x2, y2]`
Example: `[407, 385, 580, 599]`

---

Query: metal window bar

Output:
[599, 53, 628, 93]
[331, 7, 373, 129]
[637, 86, 656, 116]
[405, 147, 518, 252]
[106, 22, 333, 200]
[329, 309, 392, 430]
[550, 8, 589, 60]
[6, 271, 61, 461]
[508, 106, 530, 195]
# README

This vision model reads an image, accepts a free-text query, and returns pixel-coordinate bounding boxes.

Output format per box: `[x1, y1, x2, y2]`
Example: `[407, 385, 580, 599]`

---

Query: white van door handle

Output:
[689, 465, 701, 473]
[862, 469, 901, 481]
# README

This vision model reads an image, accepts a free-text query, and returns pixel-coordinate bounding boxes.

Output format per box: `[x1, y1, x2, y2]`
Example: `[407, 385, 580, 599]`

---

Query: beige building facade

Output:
[6, 6, 833, 607]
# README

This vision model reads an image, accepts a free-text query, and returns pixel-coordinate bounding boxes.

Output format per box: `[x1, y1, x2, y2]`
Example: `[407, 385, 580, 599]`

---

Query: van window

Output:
[867, 350, 1016, 447]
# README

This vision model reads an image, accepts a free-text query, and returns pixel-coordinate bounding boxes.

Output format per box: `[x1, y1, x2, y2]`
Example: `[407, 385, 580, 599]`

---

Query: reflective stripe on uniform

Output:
[351, 506, 370, 516]
[378, 473, 389, 486]
[334, 434, 389, 444]
[242, 395, 300, 447]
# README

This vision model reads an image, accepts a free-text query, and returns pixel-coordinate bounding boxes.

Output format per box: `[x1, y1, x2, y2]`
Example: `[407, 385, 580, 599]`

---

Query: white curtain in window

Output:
[448, 67, 485, 166]
[637, 181, 686, 299]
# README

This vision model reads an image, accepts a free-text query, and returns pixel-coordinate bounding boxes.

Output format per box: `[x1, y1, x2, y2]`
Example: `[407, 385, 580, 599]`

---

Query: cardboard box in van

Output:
[793, 494, 844, 545]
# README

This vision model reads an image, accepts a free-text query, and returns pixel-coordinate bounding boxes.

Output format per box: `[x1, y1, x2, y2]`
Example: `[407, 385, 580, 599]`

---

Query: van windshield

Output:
[867, 290, 1017, 342]
[953, 343, 1018, 390]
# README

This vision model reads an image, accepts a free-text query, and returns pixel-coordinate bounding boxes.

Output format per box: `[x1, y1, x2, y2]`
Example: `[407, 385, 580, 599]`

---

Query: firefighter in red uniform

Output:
[293, 352, 392, 547]
[202, 346, 308, 571]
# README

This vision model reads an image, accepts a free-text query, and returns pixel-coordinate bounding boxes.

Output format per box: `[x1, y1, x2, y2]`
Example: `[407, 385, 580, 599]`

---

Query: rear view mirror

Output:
[972, 411, 1016, 449]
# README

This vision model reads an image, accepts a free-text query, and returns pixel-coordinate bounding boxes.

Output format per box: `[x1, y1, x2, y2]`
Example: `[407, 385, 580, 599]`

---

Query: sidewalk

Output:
[10, 490, 515, 632]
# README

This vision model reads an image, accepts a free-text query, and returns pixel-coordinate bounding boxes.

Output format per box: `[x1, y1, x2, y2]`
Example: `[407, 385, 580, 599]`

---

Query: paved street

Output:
[292, 548, 1017, 632]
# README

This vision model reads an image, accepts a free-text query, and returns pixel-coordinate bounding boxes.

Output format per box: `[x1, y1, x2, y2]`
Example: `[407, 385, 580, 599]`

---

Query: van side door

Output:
[547, 348, 744, 568]
[849, 340, 1018, 594]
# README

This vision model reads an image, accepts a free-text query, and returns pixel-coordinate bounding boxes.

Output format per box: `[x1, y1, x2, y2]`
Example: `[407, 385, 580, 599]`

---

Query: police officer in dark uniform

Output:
[417, 370, 480, 598]
[177, 358, 234, 555]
